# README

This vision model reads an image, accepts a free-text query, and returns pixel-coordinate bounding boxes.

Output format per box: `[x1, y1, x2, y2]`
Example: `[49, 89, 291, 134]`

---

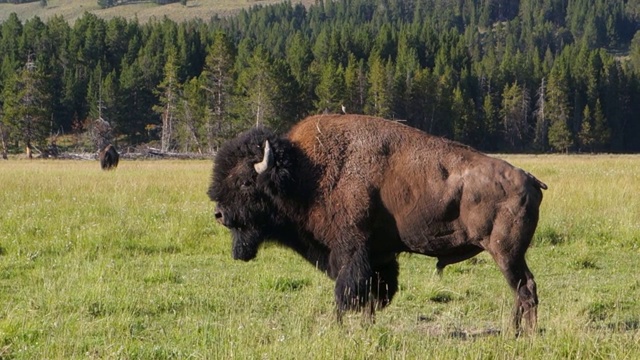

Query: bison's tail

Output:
[525, 171, 548, 190]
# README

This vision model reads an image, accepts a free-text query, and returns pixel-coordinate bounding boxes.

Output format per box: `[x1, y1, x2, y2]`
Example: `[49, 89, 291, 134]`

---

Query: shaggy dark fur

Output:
[208, 114, 547, 334]
[99, 144, 119, 170]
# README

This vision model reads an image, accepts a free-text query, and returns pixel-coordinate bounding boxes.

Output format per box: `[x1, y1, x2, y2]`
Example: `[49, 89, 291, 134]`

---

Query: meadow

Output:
[0, 0, 314, 24]
[0, 155, 639, 359]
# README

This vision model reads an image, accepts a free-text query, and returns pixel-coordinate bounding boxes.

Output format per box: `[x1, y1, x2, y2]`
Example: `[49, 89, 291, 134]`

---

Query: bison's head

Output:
[208, 127, 296, 261]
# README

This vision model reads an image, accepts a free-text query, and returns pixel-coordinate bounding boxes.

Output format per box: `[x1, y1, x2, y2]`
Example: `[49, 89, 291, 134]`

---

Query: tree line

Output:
[1, 0, 639, 157]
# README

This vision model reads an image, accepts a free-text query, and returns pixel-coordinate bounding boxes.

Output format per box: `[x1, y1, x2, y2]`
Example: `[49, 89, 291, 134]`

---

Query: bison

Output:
[99, 144, 119, 170]
[208, 114, 546, 334]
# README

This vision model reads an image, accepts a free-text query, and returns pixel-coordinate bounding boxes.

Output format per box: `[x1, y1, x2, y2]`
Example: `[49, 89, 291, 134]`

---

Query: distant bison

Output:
[99, 144, 119, 170]
[208, 114, 546, 334]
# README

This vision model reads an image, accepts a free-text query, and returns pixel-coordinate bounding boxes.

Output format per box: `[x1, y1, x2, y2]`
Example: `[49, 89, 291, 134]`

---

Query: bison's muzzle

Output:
[214, 206, 228, 226]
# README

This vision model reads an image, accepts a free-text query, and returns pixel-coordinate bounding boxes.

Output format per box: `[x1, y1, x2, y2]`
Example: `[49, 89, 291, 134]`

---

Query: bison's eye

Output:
[241, 180, 253, 188]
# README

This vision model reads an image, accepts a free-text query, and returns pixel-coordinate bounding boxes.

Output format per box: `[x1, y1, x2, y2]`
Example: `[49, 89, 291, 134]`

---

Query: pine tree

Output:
[1, 56, 50, 158]
[285, 31, 313, 99]
[500, 81, 529, 151]
[177, 77, 207, 153]
[578, 104, 595, 152]
[533, 77, 548, 151]
[153, 48, 181, 152]
[0, 14, 23, 93]
[314, 59, 345, 113]
[546, 69, 573, 153]
[405, 67, 430, 131]
[452, 85, 478, 146]
[118, 60, 149, 144]
[344, 54, 367, 115]
[481, 93, 499, 151]
[0, 108, 8, 159]
[201, 31, 235, 151]
[591, 99, 610, 151]
[237, 46, 279, 129]
[365, 55, 393, 118]
[430, 68, 455, 138]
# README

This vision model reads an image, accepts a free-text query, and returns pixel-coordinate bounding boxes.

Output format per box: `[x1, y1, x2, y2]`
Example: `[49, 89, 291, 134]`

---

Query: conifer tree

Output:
[177, 77, 207, 153]
[314, 59, 345, 113]
[344, 54, 367, 115]
[452, 85, 478, 146]
[533, 77, 548, 151]
[237, 46, 279, 129]
[201, 31, 235, 151]
[481, 93, 499, 151]
[366, 55, 393, 118]
[118, 60, 149, 143]
[0, 109, 7, 159]
[591, 99, 610, 151]
[578, 104, 595, 152]
[1, 56, 50, 157]
[153, 48, 181, 152]
[405, 67, 430, 131]
[500, 81, 529, 151]
[546, 69, 573, 152]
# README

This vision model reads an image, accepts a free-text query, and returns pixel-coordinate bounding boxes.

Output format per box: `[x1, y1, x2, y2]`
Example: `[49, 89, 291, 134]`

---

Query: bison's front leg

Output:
[369, 259, 399, 311]
[331, 248, 375, 323]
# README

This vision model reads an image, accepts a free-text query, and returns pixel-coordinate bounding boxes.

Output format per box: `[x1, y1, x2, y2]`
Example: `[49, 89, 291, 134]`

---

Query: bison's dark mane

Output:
[208, 126, 304, 202]
[209, 126, 329, 268]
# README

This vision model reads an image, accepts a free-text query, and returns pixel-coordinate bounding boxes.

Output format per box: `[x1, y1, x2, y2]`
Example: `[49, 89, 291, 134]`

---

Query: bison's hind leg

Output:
[485, 222, 538, 334]
[494, 256, 538, 336]
[515, 266, 538, 335]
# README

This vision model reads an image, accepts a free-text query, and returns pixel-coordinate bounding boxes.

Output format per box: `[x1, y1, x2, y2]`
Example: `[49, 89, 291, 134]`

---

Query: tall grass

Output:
[0, 156, 639, 359]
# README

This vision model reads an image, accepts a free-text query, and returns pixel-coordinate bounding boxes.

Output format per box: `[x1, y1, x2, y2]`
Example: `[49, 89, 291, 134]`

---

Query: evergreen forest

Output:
[1, 0, 640, 155]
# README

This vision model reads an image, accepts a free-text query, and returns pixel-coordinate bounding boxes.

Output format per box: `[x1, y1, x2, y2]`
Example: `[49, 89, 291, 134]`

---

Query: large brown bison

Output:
[208, 114, 546, 334]
[99, 144, 119, 170]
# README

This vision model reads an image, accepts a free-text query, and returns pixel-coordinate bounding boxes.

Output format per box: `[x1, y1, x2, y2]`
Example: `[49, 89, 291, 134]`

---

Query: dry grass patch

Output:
[0, 0, 316, 23]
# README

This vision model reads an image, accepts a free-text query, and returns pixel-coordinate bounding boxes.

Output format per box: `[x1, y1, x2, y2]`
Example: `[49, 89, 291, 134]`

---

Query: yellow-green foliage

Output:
[0, 156, 639, 359]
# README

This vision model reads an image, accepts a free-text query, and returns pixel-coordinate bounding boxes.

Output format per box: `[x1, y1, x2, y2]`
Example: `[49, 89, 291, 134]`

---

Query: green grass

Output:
[0, 0, 315, 24]
[0, 155, 639, 359]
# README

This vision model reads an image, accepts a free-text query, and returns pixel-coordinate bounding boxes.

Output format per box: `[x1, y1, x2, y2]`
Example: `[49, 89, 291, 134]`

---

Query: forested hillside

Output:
[1, 0, 639, 156]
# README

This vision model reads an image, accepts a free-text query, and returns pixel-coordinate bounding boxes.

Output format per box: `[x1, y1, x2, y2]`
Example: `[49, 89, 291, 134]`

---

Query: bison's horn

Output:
[254, 140, 273, 174]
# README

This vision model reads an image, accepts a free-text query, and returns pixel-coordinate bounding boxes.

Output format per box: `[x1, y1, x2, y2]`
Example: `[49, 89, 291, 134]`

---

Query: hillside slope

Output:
[0, 0, 311, 23]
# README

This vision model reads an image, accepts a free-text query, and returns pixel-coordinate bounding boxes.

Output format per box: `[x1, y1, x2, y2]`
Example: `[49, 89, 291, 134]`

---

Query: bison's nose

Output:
[214, 206, 227, 226]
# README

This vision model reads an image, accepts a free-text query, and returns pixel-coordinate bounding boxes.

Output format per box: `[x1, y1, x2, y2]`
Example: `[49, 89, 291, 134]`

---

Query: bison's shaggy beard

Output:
[231, 228, 264, 261]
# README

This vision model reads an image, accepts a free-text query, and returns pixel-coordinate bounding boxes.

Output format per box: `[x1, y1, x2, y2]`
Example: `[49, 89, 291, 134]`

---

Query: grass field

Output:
[0, 155, 639, 359]
[0, 0, 314, 24]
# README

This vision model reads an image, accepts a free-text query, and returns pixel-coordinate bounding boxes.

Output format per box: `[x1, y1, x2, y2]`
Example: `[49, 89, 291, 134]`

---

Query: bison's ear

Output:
[254, 140, 273, 174]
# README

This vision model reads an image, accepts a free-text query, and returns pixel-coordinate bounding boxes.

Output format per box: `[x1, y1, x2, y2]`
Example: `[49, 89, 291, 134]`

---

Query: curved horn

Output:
[254, 140, 273, 174]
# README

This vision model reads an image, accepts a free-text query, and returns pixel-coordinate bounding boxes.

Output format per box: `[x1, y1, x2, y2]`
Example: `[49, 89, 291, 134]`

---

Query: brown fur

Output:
[99, 144, 119, 170]
[210, 114, 546, 334]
